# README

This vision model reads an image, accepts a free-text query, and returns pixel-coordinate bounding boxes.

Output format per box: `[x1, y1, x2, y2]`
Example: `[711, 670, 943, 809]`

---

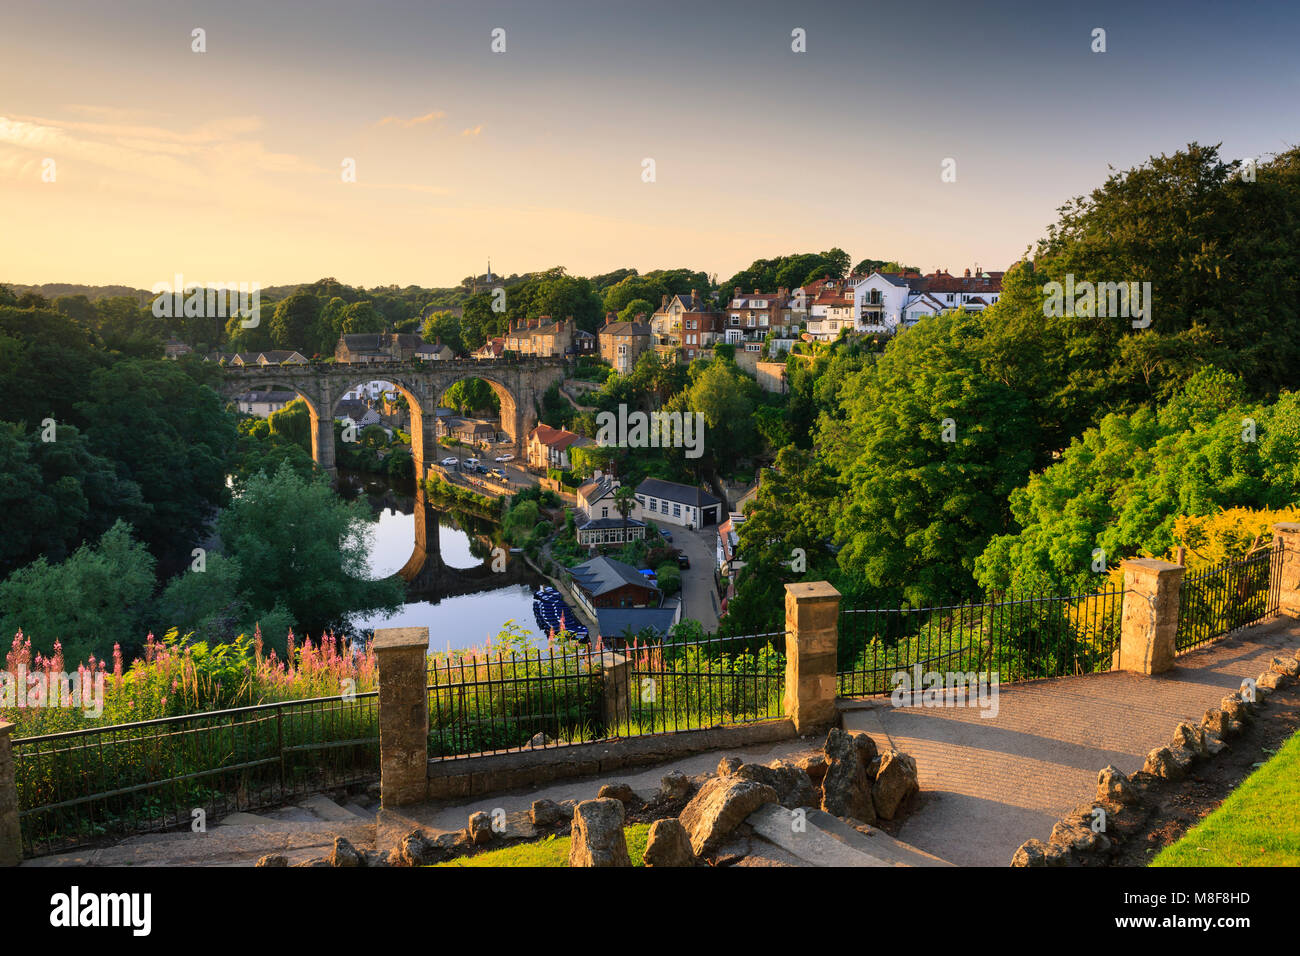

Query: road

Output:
[670, 525, 721, 632]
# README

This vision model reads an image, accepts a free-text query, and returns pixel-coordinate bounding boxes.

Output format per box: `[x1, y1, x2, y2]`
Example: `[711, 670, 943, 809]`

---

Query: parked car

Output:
[465, 458, 481, 468]
[440, 457, 458, 467]
[658, 528, 673, 543]
[488, 468, 506, 481]
[494, 454, 515, 463]
[676, 553, 690, 569]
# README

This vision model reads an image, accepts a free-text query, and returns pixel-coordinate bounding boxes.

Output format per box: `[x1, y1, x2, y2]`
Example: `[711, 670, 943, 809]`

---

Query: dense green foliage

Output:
[725, 143, 1300, 630]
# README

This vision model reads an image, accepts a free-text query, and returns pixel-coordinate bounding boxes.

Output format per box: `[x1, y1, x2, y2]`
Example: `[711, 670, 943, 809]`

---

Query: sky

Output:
[2, 0, 1298, 290]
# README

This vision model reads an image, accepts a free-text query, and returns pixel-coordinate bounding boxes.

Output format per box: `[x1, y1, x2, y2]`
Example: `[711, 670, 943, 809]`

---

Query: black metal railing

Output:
[1175, 545, 1283, 652]
[427, 646, 603, 759]
[836, 588, 1124, 697]
[13, 692, 378, 858]
[426, 633, 785, 760]
[616, 632, 785, 735]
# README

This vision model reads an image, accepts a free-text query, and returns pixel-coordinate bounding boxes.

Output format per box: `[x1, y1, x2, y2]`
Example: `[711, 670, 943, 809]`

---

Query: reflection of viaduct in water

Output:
[394, 488, 532, 602]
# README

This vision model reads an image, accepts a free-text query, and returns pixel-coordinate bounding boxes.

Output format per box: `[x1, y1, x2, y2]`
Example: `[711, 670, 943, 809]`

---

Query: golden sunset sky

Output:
[2, 0, 1295, 289]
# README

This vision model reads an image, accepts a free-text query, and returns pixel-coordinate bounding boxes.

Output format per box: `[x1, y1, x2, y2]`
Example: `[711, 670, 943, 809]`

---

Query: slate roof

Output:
[569, 556, 660, 598]
[635, 478, 721, 510]
[597, 608, 678, 641]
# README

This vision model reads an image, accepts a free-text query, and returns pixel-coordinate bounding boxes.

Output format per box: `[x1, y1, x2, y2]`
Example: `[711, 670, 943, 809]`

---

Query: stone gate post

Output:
[0, 722, 21, 865]
[783, 582, 841, 733]
[1272, 523, 1300, 618]
[1119, 559, 1184, 675]
[374, 627, 429, 807]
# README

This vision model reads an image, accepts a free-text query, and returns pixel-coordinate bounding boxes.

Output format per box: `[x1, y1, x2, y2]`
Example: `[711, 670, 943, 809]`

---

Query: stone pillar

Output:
[1119, 559, 1184, 675]
[409, 402, 437, 483]
[309, 408, 337, 478]
[1272, 523, 1300, 618]
[783, 582, 841, 733]
[600, 651, 631, 732]
[0, 722, 21, 866]
[374, 627, 429, 807]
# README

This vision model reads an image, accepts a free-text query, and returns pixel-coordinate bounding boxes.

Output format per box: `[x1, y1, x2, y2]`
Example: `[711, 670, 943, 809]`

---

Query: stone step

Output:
[801, 809, 953, 867]
[746, 804, 895, 867]
[299, 793, 370, 823]
[264, 805, 320, 823]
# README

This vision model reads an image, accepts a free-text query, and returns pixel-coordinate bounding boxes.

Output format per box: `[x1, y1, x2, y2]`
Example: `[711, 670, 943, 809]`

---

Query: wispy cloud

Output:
[373, 110, 446, 128]
[460, 125, 483, 138]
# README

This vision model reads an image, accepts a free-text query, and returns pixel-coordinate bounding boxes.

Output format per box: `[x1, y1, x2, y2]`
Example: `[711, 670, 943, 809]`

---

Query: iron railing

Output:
[426, 633, 786, 760]
[836, 588, 1124, 697]
[13, 692, 378, 858]
[1175, 545, 1283, 652]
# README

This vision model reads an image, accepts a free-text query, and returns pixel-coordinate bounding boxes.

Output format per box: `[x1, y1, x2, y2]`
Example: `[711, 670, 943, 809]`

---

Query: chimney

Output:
[661, 294, 669, 309]
[753, 288, 760, 295]
[964, 268, 971, 278]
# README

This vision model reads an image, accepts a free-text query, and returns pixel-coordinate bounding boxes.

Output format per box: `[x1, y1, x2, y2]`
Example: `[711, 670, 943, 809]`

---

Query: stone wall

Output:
[426, 719, 797, 800]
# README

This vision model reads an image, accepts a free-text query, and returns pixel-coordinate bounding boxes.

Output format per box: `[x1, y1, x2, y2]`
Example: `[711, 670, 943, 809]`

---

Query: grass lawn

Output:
[432, 824, 651, 867]
[1153, 728, 1300, 867]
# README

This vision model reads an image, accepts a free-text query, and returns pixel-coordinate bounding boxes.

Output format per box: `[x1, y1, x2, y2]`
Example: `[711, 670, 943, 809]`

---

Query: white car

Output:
[494, 454, 515, 463]
[440, 457, 458, 467]
[465, 458, 481, 468]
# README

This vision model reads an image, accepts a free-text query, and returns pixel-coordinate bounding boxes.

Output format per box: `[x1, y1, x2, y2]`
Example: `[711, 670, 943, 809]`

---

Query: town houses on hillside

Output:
[650, 291, 723, 363]
[853, 267, 1003, 333]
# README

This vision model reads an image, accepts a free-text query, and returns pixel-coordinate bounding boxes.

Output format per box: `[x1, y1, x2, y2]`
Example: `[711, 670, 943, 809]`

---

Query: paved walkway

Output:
[841, 616, 1300, 867]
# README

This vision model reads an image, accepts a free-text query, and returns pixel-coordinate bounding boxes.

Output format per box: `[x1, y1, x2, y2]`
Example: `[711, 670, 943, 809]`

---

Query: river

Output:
[337, 470, 548, 653]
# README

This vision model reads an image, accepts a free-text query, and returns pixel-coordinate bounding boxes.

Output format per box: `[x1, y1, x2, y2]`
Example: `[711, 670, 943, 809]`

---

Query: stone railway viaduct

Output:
[218, 357, 568, 479]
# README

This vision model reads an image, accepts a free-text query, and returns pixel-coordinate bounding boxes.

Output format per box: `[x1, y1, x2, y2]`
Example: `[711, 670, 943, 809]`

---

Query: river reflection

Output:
[337, 470, 546, 652]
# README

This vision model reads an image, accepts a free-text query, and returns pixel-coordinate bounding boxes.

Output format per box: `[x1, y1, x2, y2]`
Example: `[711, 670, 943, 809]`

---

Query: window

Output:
[673, 503, 681, 517]
[650, 499, 657, 512]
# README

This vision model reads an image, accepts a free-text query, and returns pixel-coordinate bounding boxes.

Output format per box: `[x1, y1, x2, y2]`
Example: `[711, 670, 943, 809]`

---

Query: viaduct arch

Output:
[218, 357, 568, 479]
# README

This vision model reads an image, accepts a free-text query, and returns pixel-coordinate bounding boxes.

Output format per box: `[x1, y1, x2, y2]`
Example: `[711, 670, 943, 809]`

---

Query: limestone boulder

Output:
[716, 755, 744, 776]
[568, 798, 631, 867]
[821, 727, 876, 823]
[468, 811, 495, 845]
[735, 761, 817, 809]
[1257, 671, 1283, 692]
[328, 836, 363, 867]
[529, 799, 567, 828]
[597, 782, 640, 806]
[1143, 745, 1191, 781]
[641, 819, 698, 867]
[678, 775, 778, 856]
[1049, 819, 1110, 855]
[853, 732, 880, 778]
[1170, 721, 1207, 759]
[1269, 656, 1300, 678]
[255, 854, 288, 867]
[1011, 838, 1071, 867]
[1202, 708, 1238, 739]
[658, 771, 694, 801]
[872, 750, 920, 820]
[1096, 765, 1140, 807]
[796, 752, 828, 784]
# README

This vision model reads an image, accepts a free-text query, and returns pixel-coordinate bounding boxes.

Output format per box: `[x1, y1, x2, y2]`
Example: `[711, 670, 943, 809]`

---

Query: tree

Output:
[268, 290, 322, 351]
[422, 310, 464, 354]
[217, 462, 404, 645]
[617, 298, 655, 322]
[75, 359, 236, 571]
[975, 370, 1300, 594]
[0, 521, 156, 662]
[832, 311, 1039, 606]
[341, 300, 384, 334]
